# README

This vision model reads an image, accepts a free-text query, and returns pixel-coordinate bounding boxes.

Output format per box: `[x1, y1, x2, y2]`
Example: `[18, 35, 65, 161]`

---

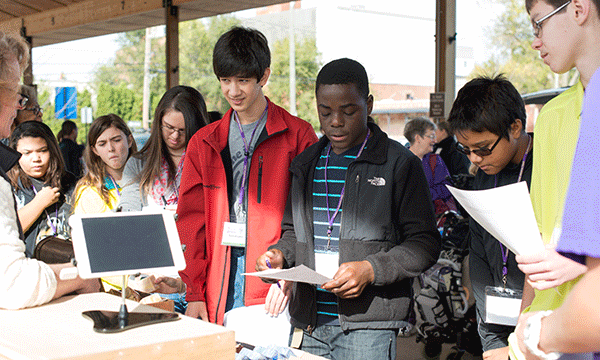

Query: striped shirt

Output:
[312, 143, 362, 325]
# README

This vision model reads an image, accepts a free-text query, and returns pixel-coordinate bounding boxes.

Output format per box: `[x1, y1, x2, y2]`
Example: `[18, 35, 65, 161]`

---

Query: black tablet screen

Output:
[81, 214, 175, 273]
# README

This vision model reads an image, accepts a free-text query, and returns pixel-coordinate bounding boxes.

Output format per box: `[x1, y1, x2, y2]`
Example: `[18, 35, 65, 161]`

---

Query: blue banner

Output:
[55, 87, 77, 119]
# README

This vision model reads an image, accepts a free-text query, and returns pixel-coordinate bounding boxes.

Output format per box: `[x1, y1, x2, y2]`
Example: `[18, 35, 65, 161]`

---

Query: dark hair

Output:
[447, 75, 526, 140]
[526, 0, 600, 17]
[208, 111, 223, 123]
[404, 117, 436, 144]
[137, 85, 209, 192]
[315, 58, 370, 99]
[57, 120, 77, 142]
[74, 114, 137, 204]
[436, 120, 453, 136]
[8, 120, 65, 189]
[213, 27, 271, 81]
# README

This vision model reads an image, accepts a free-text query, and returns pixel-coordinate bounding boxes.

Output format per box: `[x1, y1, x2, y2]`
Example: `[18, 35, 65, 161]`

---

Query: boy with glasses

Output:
[447, 75, 532, 360]
[177, 27, 317, 324]
[510, 0, 600, 359]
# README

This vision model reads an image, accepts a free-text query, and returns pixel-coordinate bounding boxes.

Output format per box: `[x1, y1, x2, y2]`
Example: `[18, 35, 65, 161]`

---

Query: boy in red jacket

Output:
[176, 27, 317, 324]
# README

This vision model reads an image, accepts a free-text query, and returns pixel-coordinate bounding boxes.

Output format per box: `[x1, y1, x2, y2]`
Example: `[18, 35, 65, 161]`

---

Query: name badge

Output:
[485, 286, 522, 326]
[221, 222, 246, 247]
[315, 251, 339, 279]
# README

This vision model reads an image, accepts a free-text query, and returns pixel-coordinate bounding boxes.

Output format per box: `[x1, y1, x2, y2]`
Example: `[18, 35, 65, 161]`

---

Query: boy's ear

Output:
[572, 0, 591, 25]
[511, 119, 525, 137]
[367, 94, 374, 116]
[259, 68, 271, 87]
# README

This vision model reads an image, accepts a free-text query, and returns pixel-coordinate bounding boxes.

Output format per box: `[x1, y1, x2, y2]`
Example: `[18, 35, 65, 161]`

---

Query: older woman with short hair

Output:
[0, 31, 99, 310]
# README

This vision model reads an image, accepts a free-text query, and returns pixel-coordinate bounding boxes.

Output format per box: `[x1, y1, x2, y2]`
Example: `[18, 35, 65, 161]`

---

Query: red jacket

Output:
[177, 98, 317, 324]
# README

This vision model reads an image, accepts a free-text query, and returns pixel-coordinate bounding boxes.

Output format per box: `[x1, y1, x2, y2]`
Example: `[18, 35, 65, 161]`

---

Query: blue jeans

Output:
[300, 325, 397, 360]
[157, 292, 187, 314]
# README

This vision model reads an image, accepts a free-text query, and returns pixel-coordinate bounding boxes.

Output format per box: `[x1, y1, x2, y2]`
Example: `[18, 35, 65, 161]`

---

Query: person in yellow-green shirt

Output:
[508, 0, 600, 359]
[72, 114, 136, 214]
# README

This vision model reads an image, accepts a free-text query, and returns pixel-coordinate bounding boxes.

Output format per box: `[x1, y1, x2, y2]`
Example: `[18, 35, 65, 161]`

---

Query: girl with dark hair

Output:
[72, 114, 136, 214]
[8, 120, 77, 257]
[120, 85, 209, 211]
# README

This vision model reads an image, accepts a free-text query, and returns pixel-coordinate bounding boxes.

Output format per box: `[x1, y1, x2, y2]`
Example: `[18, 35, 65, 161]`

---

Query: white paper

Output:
[223, 303, 291, 347]
[446, 182, 544, 255]
[243, 264, 332, 285]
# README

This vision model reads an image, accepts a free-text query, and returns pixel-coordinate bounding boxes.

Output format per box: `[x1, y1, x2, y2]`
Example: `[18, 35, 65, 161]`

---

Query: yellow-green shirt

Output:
[508, 82, 584, 359]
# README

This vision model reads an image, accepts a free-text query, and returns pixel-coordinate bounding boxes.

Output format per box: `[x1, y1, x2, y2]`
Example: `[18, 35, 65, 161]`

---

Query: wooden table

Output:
[0, 293, 235, 360]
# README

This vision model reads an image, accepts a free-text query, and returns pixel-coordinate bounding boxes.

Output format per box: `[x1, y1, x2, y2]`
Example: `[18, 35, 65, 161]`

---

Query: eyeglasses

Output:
[424, 133, 436, 140]
[457, 135, 503, 157]
[17, 94, 28, 109]
[22, 105, 42, 117]
[161, 123, 185, 136]
[532, 0, 571, 38]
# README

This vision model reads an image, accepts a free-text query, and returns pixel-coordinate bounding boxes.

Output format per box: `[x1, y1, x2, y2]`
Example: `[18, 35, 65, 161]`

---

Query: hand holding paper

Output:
[244, 264, 332, 286]
[446, 182, 544, 255]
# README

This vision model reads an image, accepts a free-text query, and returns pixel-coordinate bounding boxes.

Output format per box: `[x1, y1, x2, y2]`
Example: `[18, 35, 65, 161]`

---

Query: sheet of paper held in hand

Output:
[243, 264, 332, 285]
[446, 182, 544, 256]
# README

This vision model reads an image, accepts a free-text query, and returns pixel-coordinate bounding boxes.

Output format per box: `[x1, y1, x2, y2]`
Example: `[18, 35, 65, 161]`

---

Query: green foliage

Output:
[96, 82, 142, 123]
[179, 16, 241, 114]
[87, 14, 321, 131]
[265, 36, 321, 129]
[471, 0, 578, 93]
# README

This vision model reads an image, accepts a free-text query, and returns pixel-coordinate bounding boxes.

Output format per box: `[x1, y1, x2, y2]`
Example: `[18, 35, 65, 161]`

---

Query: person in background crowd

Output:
[119, 85, 209, 211]
[14, 84, 43, 125]
[58, 120, 84, 179]
[256, 58, 440, 360]
[8, 121, 77, 256]
[434, 120, 471, 177]
[177, 27, 317, 323]
[405, 117, 457, 218]
[0, 31, 98, 310]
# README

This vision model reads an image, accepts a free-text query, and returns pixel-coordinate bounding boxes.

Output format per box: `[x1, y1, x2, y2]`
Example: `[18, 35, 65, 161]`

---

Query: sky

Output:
[30, 0, 499, 87]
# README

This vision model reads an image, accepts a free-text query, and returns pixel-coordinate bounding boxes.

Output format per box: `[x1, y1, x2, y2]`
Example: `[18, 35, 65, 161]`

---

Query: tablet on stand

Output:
[69, 211, 186, 333]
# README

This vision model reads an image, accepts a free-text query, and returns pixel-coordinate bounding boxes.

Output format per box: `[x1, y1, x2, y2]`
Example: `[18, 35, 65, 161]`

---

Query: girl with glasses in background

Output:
[119, 85, 209, 212]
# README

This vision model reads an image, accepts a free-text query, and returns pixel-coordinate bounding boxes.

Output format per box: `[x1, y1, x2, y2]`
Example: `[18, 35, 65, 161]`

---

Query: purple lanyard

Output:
[108, 175, 121, 197]
[31, 185, 58, 235]
[324, 129, 370, 249]
[494, 135, 531, 287]
[234, 104, 268, 207]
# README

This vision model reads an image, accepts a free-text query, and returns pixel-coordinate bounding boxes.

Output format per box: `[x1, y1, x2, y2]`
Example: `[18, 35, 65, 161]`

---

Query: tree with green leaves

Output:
[471, 0, 578, 93]
[265, 36, 321, 129]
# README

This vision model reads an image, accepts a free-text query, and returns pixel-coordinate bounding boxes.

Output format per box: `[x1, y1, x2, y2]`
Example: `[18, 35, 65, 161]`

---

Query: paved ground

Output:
[396, 332, 483, 360]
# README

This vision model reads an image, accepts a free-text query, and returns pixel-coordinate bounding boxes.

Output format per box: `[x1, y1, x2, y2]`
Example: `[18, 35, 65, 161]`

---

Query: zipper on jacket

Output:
[257, 155, 263, 204]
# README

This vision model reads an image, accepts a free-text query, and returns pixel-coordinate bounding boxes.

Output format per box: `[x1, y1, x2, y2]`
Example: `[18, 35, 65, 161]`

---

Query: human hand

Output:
[264, 280, 291, 317]
[516, 244, 587, 290]
[154, 276, 185, 294]
[514, 312, 543, 360]
[482, 346, 509, 360]
[321, 260, 374, 299]
[185, 300, 208, 321]
[256, 249, 285, 271]
[77, 278, 102, 294]
[35, 186, 60, 208]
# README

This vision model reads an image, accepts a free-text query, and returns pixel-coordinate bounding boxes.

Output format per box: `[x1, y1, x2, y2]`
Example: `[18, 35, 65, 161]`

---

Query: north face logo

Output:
[367, 177, 386, 186]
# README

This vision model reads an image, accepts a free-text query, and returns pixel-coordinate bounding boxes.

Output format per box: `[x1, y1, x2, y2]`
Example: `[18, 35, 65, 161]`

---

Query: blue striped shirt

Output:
[312, 143, 362, 325]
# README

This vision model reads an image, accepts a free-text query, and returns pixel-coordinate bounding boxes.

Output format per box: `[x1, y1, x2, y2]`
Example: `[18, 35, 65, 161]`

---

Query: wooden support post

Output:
[165, 2, 179, 90]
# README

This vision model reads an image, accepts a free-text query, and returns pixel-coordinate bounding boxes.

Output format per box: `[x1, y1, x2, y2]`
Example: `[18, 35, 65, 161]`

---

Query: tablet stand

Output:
[82, 275, 179, 333]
